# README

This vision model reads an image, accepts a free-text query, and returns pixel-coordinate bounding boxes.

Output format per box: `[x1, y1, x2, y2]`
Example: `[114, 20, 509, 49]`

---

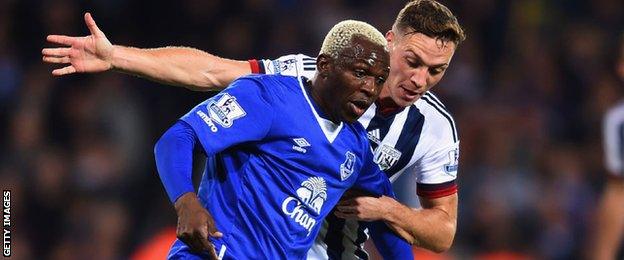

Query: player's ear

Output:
[316, 54, 333, 77]
[386, 30, 396, 50]
[385, 30, 394, 43]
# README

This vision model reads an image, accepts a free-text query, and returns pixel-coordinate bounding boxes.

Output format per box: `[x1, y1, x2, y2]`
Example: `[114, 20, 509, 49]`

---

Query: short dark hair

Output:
[393, 0, 466, 46]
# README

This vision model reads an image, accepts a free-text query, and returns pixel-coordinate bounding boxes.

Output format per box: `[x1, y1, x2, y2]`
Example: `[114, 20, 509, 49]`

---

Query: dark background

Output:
[2, 0, 623, 259]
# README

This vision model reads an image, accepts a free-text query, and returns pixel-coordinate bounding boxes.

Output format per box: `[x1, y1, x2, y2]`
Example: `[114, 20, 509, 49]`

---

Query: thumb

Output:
[84, 12, 104, 37]
[207, 224, 223, 238]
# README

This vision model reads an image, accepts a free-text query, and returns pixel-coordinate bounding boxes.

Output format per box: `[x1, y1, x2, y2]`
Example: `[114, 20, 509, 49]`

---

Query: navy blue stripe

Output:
[303, 57, 316, 61]
[386, 106, 425, 177]
[423, 93, 456, 138]
[421, 95, 458, 142]
[258, 60, 266, 74]
[303, 62, 316, 66]
[354, 223, 369, 259]
[365, 111, 397, 151]
[324, 213, 346, 260]
[303, 67, 316, 71]
[424, 92, 446, 108]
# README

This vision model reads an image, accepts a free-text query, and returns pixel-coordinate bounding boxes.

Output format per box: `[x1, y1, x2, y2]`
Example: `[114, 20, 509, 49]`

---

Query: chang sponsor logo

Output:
[281, 177, 327, 236]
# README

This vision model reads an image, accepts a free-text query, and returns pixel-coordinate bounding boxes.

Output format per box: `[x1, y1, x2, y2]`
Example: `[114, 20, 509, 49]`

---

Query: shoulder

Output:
[233, 74, 299, 91]
[259, 54, 317, 77]
[415, 92, 459, 144]
[231, 74, 307, 108]
[237, 73, 298, 83]
[346, 121, 372, 150]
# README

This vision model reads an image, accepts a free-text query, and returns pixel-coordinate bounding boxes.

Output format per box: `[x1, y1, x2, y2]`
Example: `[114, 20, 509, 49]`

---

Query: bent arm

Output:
[154, 120, 199, 202]
[112, 46, 250, 91]
[381, 194, 457, 253]
[154, 120, 223, 256]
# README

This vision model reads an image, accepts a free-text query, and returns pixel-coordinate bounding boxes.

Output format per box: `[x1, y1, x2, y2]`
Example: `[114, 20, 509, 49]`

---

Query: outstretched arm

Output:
[43, 12, 249, 91]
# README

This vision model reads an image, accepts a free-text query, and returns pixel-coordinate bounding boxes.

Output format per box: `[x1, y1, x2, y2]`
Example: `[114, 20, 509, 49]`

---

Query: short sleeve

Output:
[180, 77, 275, 156]
[413, 143, 459, 199]
[248, 54, 317, 79]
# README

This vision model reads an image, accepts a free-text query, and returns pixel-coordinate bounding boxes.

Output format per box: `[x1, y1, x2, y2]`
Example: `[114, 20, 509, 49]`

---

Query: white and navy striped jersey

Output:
[604, 100, 624, 177]
[249, 54, 460, 259]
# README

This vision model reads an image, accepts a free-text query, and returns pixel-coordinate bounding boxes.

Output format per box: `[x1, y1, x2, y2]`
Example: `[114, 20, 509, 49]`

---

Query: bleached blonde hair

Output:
[319, 20, 387, 59]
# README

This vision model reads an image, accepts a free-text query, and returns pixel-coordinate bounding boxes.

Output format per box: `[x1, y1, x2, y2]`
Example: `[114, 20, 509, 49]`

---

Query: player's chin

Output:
[393, 95, 418, 107]
[342, 114, 359, 123]
[343, 103, 365, 122]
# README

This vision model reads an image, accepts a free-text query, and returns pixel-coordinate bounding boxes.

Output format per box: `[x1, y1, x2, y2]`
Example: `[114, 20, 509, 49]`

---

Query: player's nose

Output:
[359, 77, 376, 97]
[409, 67, 428, 90]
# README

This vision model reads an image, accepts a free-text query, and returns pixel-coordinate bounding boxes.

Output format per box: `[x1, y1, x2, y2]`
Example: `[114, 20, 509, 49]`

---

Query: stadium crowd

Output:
[1, 0, 623, 259]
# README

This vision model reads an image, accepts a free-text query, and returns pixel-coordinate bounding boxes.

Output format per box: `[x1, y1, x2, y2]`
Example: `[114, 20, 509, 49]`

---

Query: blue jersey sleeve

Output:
[154, 120, 200, 203]
[354, 146, 414, 258]
[365, 221, 414, 259]
[180, 77, 275, 156]
[353, 147, 394, 196]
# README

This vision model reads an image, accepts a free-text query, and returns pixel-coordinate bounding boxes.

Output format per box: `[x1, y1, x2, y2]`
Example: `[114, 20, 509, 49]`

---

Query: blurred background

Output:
[2, 0, 624, 259]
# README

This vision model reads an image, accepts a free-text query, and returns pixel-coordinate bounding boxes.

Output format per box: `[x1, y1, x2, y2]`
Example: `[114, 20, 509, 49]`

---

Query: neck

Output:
[309, 77, 340, 124]
[377, 86, 402, 116]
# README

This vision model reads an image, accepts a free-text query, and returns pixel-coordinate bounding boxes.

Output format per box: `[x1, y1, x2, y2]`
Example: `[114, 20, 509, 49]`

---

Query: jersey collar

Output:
[299, 76, 344, 143]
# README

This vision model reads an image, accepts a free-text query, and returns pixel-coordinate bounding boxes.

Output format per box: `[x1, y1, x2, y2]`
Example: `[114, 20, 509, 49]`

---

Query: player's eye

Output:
[376, 76, 386, 85]
[430, 67, 446, 76]
[406, 58, 419, 68]
[354, 69, 365, 78]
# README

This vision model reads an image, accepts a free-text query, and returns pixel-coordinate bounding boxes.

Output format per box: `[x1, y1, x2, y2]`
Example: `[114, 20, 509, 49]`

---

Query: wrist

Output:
[174, 192, 199, 213]
[381, 196, 404, 223]
[109, 45, 122, 70]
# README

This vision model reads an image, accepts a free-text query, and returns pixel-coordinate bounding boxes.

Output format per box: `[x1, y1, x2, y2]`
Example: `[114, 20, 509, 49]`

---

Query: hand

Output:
[42, 12, 114, 76]
[174, 192, 223, 259]
[334, 195, 397, 221]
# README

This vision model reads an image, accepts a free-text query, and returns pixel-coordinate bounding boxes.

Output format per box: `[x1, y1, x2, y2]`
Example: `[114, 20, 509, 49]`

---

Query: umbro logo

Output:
[367, 129, 381, 145]
[292, 138, 311, 153]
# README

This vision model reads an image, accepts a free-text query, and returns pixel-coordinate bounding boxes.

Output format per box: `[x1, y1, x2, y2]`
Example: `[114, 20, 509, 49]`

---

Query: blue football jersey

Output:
[171, 74, 394, 259]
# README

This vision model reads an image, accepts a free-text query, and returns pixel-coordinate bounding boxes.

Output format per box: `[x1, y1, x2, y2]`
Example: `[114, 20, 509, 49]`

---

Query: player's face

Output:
[383, 31, 456, 107]
[328, 36, 390, 123]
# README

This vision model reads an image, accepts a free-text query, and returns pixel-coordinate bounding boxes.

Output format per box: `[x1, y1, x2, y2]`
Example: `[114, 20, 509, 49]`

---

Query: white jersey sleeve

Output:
[249, 54, 317, 79]
[603, 101, 624, 177]
[411, 92, 459, 198]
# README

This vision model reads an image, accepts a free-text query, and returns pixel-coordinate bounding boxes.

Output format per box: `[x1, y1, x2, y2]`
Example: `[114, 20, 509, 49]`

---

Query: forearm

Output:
[590, 177, 624, 259]
[383, 196, 457, 252]
[111, 45, 250, 91]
